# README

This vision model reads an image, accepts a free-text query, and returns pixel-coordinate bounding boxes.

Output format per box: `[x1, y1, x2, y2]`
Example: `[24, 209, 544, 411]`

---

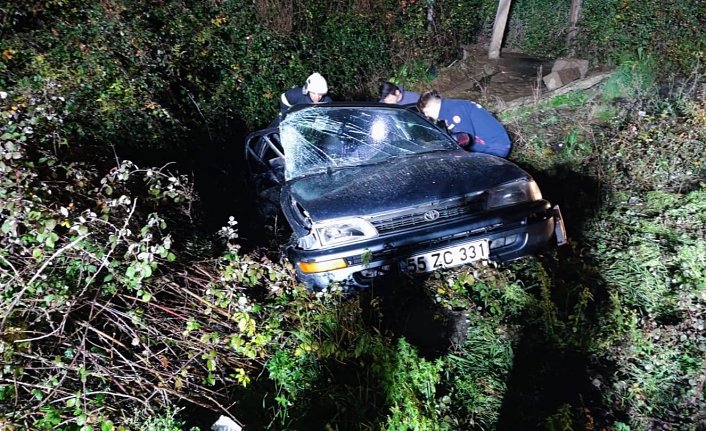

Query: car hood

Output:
[284, 151, 529, 222]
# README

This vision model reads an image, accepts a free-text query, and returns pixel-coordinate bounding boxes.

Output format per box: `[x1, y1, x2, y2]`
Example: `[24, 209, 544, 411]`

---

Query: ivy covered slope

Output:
[2, 1, 706, 431]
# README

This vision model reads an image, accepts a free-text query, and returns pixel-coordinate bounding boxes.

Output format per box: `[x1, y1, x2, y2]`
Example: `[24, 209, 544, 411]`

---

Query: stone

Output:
[461, 44, 474, 60]
[557, 67, 581, 86]
[552, 57, 589, 78]
[211, 415, 242, 431]
[542, 71, 563, 91]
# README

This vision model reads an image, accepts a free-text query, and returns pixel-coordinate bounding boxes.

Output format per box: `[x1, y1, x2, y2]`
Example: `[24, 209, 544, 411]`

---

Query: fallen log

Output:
[498, 71, 612, 111]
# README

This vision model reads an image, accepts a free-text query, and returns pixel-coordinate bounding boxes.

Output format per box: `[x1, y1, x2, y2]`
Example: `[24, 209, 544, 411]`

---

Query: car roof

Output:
[282, 101, 420, 119]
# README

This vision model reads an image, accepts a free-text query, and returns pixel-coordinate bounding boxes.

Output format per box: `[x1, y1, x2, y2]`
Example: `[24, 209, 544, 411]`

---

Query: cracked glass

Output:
[279, 106, 456, 181]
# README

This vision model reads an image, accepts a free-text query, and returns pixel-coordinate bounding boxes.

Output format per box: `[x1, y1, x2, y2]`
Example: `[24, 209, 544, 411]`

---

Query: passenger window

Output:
[262, 133, 284, 163]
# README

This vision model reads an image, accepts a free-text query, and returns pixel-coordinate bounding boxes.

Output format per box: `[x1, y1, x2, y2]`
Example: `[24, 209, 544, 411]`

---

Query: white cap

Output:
[303, 72, 328, 95]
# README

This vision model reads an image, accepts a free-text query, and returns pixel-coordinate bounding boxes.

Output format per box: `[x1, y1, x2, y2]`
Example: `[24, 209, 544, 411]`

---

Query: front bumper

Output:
[286, 201, 565, 290]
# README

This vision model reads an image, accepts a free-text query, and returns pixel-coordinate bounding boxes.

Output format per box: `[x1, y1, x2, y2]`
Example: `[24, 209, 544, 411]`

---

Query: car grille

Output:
[369, 194, 487, 234]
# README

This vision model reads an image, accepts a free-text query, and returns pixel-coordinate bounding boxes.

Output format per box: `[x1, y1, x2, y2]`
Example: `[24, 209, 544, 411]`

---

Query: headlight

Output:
[487, 179, 542, 209]
[298, 218, 378, 250]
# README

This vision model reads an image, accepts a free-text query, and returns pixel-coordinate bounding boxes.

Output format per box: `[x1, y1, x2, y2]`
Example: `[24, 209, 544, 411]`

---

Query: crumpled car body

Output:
[244, 103, 566, 290]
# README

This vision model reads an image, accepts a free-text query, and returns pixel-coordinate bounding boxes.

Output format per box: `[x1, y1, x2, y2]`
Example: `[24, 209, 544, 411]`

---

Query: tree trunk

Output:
[566, 0, 583, 52]
[488, 0, 512, 60]
[426, 0, 435, 32]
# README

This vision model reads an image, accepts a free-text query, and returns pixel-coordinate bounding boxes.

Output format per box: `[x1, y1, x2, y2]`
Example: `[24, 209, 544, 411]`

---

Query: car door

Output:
[244, 128, 285, 216]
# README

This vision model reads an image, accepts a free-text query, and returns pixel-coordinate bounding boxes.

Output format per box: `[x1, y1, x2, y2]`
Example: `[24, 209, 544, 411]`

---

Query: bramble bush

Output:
[0, 82, 203, 428]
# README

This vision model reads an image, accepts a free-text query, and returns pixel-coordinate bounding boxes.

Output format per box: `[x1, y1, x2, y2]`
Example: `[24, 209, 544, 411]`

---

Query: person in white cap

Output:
[279, 72, 333, 113]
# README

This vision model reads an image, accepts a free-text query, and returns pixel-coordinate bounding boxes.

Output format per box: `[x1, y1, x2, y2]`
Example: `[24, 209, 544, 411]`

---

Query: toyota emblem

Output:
[423, 209, 440, 221]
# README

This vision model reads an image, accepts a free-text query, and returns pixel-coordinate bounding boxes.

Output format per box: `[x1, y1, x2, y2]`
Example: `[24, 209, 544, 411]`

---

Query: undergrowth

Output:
[499, 57, 706, 429]
[2, 2, 706, 429]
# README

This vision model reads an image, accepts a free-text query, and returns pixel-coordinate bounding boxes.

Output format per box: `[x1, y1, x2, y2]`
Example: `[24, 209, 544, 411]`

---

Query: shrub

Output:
[575, 0, 706, 74]
[505, 0, 571, 57]
[0, 82, 205, 428]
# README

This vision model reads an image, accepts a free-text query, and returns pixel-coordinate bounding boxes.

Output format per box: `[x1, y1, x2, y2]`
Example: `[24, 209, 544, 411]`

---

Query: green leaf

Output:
[45, 218, 57, 231]
[141, 264, 152, 278]
[78, 365, 87, 383]
[31, 388, 44, 400]
[1, 219, 13, 234]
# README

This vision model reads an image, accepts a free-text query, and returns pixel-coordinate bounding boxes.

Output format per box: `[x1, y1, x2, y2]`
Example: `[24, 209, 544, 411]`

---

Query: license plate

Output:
[404, 239, 489, 273]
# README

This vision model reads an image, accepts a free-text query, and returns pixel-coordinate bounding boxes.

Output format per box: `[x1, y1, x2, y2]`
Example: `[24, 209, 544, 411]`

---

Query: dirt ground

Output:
[428, 45, 557, 108]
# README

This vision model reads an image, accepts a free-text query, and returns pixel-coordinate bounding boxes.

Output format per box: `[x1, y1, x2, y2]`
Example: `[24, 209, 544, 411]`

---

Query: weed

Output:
[602, 50, 658, 101]
[545, 403, 573, 431]
[389, 60, 437, 90]
[382, 339, 445, 431]
[135, 408, 198, 431]
[593, 104, 621, 124]
[550, 90, 589, 108]
[444, 315, 514, 429]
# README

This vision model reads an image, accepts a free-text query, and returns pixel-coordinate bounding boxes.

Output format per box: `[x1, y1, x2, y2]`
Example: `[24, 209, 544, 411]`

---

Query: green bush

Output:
[382, 339, 445, 431]
[576, 0, 706, 74]
[505, 0, 570, 56]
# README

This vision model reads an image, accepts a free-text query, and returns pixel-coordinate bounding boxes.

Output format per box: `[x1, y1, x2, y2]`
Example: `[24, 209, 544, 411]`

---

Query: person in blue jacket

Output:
[417, 89, 511, 158]
[280, 72, 333, 113]
[379, 81, 420, 105]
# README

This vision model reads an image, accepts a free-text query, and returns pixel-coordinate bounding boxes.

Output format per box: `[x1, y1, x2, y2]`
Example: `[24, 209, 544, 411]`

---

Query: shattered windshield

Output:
[280, 106, 456, 180]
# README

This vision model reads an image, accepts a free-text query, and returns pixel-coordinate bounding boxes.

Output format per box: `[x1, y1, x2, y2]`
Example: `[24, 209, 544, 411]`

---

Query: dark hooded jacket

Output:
[280, 87, 333, 113]
[438, 99, 511, 158]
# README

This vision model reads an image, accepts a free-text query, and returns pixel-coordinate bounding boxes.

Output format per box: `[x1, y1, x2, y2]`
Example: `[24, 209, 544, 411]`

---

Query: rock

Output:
[211, 415, 242, 431]
[557, 67, 581, 85]
[542, 71, 563, 91]
[552, 57, 589, 78]
[461, 44, 476, 60]
[542, 67, 581, 90]
[482, 63, 499, 77]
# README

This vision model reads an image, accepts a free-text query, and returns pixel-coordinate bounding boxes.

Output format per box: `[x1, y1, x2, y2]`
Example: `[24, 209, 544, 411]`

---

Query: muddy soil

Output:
[427, 45, 555, 108]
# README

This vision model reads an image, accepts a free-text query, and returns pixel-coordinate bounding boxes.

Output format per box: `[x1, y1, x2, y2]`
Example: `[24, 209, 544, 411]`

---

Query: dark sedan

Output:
[245, 103, 566, 290]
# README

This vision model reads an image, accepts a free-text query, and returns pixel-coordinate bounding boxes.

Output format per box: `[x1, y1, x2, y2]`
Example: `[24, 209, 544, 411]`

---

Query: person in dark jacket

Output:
[279, 72, 333, 113]
[379, 81, 420, 105]
[417, 89, 511, 158]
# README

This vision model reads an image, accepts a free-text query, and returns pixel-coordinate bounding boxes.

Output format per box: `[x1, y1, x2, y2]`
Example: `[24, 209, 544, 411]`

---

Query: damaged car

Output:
[244, 103, 566, 290]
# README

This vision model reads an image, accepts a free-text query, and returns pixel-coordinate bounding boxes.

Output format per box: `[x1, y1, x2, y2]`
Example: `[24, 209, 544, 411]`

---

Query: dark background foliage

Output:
[2, 0, 704, 154]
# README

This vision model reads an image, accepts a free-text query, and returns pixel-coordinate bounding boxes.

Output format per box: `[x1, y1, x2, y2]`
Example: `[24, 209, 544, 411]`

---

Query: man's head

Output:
[304, 73, 328, 103]
[379, 81, 402, 104]
[417, 90, 442, 120]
